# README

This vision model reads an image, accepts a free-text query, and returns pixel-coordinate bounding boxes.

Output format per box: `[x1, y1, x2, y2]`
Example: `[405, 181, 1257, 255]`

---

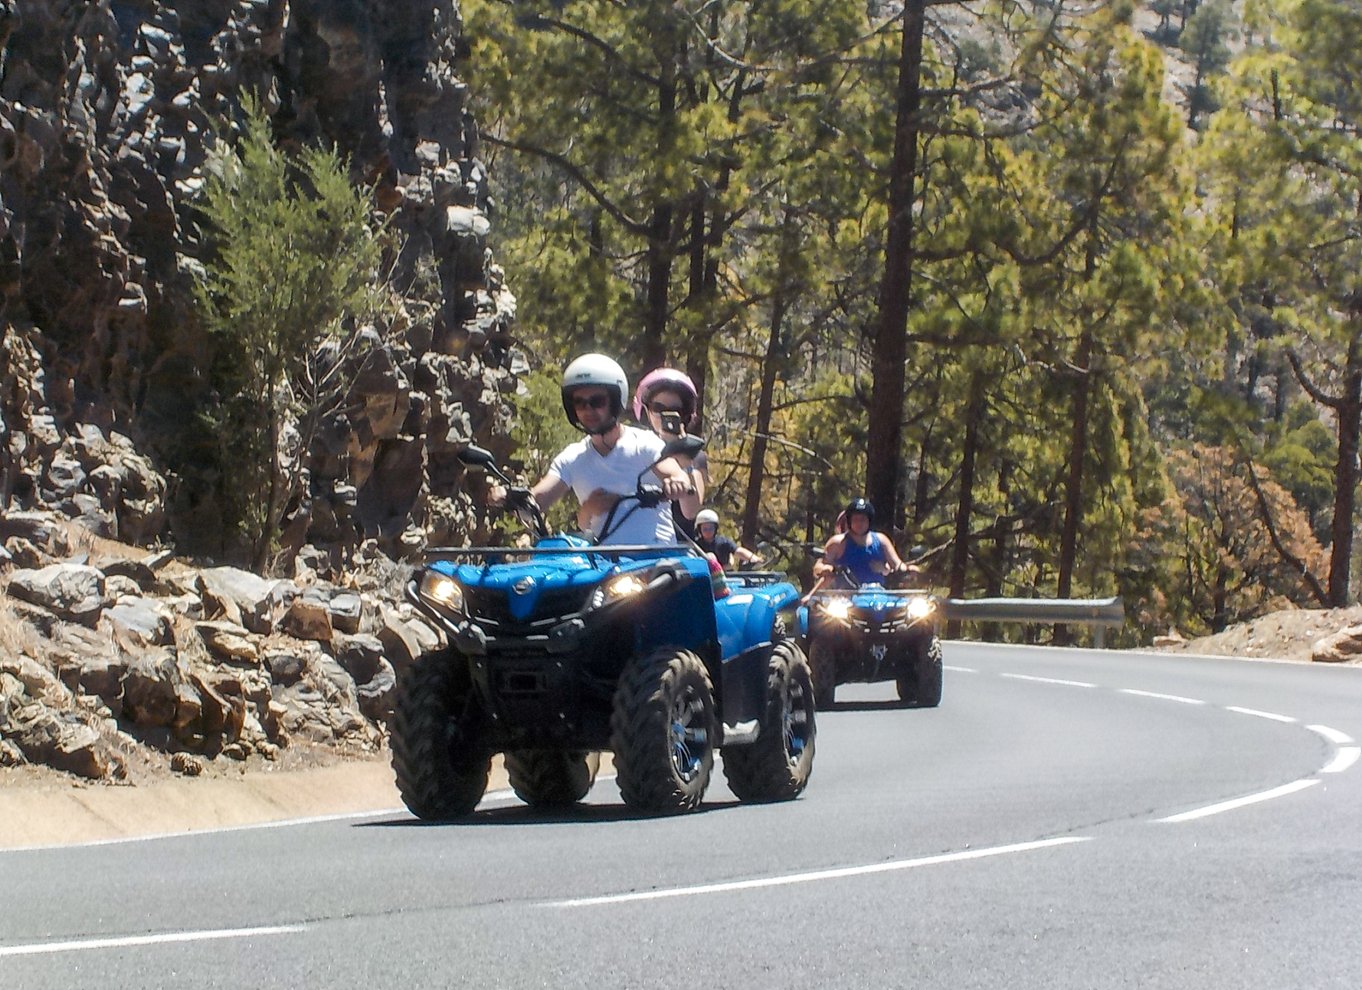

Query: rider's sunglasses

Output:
[649, 402, 684, 415]
[572, 393, 610, 411]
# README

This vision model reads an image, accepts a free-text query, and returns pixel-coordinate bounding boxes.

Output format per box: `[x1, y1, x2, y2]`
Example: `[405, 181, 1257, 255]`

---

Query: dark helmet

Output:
[844, 497, 874, 525]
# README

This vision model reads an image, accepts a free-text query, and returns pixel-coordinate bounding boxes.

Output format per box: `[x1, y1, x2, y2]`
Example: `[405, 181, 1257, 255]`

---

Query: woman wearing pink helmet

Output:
[633, 367, 708, 539]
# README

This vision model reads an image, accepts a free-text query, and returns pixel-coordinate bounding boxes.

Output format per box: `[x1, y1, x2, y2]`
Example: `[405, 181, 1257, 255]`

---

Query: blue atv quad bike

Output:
[390, 438, 816, 819]
[797, 554, 942, 711]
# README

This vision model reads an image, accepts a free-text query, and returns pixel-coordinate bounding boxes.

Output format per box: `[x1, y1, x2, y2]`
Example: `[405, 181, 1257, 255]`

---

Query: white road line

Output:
[545, 836, 1091, 907]
[1307, 725, 1360, 774]
[1307, 724, 1355, 746]
[1225, 706, 1296, 723]
[1320, 748, 1361, 774]
[0, 925, 305, 958]
[1157, 779, 1319, 823]
[1117, 689, 1206, 705]
[1000, 673, 1097, 688]
[944, 665, 977, 673]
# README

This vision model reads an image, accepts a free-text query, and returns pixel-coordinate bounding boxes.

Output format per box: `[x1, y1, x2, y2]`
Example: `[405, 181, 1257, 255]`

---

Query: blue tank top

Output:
[839, 533, 885, 585]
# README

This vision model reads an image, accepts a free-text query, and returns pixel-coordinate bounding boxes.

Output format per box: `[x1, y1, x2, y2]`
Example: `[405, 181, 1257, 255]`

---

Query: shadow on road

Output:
[355, 798, 743, 829]
[822, 700, 926, 712]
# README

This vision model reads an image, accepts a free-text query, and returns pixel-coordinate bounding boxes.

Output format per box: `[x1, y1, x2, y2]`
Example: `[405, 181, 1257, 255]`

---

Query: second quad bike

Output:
[797, 556, 942, 711]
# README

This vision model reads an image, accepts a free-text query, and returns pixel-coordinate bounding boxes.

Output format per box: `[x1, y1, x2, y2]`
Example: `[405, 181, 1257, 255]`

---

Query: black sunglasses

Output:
[649, 402, 684, 415]
[572, 394, 610, 410]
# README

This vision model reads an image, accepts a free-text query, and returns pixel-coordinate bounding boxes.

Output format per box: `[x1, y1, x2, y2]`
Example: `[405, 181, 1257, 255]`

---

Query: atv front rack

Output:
[424, 544, 694, 569]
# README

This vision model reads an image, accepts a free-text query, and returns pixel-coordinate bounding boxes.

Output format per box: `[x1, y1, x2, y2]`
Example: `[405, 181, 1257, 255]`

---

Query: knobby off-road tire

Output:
[897, 637, 943, 708]
[722, 640, 817, 802]
[808, 637, 838, 711]
[390, 650, 491, 820]
[505, 750, 600, 808]
[610, 646, 716, 814]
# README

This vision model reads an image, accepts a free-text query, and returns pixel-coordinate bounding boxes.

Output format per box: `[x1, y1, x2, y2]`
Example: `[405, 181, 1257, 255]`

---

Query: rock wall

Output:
[0, 0, 519, 565]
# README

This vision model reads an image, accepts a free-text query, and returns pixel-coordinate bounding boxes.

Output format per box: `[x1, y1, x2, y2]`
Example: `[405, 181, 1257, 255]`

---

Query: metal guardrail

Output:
[938, 596, 1126, 647]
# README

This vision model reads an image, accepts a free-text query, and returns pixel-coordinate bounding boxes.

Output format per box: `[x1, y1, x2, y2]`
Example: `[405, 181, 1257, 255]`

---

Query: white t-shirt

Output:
[549, 426, 677, 545]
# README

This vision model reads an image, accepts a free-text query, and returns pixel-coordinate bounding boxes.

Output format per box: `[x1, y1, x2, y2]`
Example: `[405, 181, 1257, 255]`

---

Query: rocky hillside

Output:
[2, 511, 439, 780]
[1, 1, 521, 779]
[1, 0, 519, 565]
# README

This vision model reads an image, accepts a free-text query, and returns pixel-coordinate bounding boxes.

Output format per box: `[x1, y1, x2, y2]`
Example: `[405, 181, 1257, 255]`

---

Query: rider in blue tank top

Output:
[805, 497, 911, 600]
[839, 531, 887, 585]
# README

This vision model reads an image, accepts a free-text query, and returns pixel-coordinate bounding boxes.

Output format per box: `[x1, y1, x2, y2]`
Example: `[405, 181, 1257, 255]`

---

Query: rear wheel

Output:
[896, 637, 943, 708]
[505, 750, 600, 808]
[808, 637, 838, 711]
[722, 641, 816, 802]
[390, 649, 491, 820]
[611, 646, 716, 814]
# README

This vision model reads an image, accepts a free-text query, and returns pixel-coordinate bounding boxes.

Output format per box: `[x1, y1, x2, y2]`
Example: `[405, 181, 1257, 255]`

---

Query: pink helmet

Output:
[632, 367, 698, 424]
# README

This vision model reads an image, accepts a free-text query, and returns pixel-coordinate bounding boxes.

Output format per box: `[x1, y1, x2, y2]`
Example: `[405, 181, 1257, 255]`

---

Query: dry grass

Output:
[0, 580, 43, 661]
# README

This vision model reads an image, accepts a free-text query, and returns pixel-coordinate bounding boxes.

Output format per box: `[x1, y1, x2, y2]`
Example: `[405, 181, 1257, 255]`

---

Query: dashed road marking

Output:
[0, 925, 305, 958]
[1225, 706, 1296, 723]
[1000, 673, 1097, 688]
[1118, 689, 1205, 705]
[1307, 724, 1354, 746]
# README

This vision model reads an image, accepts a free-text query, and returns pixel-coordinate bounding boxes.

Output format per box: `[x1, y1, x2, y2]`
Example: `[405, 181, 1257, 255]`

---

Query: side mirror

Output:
[907, 544, 927, 562]
[458, 445, 497, 469]
[661, 435, 706, 461]
[808, 546, 826, 560]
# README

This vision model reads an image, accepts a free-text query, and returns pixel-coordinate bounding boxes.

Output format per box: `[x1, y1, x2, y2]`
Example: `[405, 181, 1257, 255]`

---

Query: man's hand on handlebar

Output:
[488, 484, 532, 510]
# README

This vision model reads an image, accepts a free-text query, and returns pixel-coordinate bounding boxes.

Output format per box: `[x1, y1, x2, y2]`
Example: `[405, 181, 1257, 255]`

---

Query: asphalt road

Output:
[4, 643, 1362, 989]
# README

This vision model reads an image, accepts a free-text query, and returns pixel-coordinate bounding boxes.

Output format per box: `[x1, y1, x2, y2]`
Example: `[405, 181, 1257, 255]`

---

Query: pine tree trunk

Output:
[866, 0, 925, 529]
[946, 382, 981, 638]
[742, 223, 793, 547]
[1327, 334, 1362, 605]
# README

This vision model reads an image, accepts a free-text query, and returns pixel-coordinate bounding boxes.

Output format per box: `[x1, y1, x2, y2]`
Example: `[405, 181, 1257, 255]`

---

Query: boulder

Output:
[195, 620, 261, 666]
[198, 567, 277, 634]
[8, 563, 108, 624]
[7, 707, 126, 781]
[265, 649, 308, 687]
[356, 658, 396, 722]
[335, 634, 385, 683]
[103, 596, 175, 648]
[1311, 625, 1362, 663]
[120, 650, 189, 728]
[283, 597, 333, 641]
[377, 603, 441, 671]
[60, 655, 129, 715]
[327, 591, 364, 634]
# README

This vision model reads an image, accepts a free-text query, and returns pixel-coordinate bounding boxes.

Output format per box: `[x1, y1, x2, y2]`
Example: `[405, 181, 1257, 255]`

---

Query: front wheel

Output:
[722, 641, 816, 802]
[505, 750, 600, 808]
[610, 646, 716, 814]
[896, 637, 943, 708]
[390, 649, 492, 820]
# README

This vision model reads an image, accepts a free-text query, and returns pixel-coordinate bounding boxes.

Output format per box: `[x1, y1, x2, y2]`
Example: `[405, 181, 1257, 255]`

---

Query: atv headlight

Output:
[587, 572, 650, 610]
[419, 571, 465, 614]
[905, 596, 936, 621]
[821, 598, 852, 621]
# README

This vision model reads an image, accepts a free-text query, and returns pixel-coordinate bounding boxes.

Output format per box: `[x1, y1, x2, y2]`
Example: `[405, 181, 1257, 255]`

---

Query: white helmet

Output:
[561, 353, 628, 434]
[695, 509, 719, 526]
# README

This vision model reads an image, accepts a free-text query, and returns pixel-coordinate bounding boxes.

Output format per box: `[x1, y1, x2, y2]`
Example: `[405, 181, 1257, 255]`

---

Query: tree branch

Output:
[481, 133, 651, 236]
[1243, 455, 1329, 606]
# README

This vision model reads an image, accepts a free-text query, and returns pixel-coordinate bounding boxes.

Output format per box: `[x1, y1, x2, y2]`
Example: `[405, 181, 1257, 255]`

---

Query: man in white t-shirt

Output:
[489, 354, 698, 545]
